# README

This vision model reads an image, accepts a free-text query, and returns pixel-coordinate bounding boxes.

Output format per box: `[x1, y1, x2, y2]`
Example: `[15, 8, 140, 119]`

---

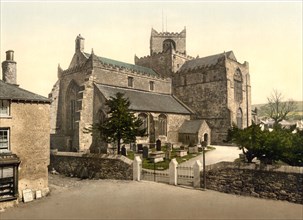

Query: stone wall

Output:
[204, 162, 303, 204]
[0, 102, 50, 199]
[50, 152, 133, 180]
[93, 65, 171, 94]
[173, 61, 230, 143]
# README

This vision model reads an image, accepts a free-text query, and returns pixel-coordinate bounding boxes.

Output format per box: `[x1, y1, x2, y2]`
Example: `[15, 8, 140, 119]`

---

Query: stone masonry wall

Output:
[50, 152, 133, 180]
[0, 102, 50, 199]
[204, 162, 303, 204]
[173, 61, 230, 144]
[93, 65, 171, 94]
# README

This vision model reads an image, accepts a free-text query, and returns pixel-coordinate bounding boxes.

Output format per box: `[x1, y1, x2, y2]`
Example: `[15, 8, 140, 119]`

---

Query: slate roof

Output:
[179, 120, 207, 134]
[95, 84, 192, 115]
[84, 52, 158, 76]
[179, 51, 236, 72]
[0, 80, 50, 103]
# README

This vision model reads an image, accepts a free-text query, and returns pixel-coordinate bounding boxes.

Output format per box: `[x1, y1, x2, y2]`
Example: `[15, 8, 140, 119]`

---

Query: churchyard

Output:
[125, 141, 215, 170]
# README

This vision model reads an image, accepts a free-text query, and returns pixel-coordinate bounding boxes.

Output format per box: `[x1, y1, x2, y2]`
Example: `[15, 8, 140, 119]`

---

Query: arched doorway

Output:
[203, 133, 208, 145]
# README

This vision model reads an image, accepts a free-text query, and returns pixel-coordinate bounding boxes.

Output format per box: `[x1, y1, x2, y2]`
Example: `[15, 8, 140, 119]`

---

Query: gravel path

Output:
[1, 174, 302, 220]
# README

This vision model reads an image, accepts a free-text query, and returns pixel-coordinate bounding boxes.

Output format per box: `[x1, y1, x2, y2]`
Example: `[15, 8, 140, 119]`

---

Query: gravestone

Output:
[23, 189, 34, 203]
[143, 146, 149, 158]
[36, 190, 42, 199]
[137, 144, 143, 153]
[121, 145, 127, 156]
[165, 149, 171, 160]
[156, 139, 161, 151]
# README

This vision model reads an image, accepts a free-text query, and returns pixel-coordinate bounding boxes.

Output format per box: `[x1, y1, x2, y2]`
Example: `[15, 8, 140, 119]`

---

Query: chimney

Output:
[75, 34, 85, 52]
[2, 50, 17, 85]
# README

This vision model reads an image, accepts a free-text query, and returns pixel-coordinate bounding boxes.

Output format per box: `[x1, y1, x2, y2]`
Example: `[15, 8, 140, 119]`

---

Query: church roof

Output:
[95, 84, 193, 115]
[84, 52, 158, 76]
[179, 120, 207, 134]
[0, 80, 50, 103]
[179, 51, 236, 72]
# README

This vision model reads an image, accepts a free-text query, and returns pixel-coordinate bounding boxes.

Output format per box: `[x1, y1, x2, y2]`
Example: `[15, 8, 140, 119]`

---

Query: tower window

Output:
[149, 81, 154, 91]
[128, 77, 134, 87]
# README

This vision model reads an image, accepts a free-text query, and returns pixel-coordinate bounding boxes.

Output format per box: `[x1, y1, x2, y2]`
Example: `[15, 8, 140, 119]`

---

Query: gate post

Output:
[193, 160, 202, 188]
[133, 156, 142, 181]
[169, 158, 178, 185]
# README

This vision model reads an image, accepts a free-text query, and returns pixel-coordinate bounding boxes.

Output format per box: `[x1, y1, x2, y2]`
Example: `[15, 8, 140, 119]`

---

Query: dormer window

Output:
[149, 81, 154, 91]
[0, 100, 10, 117]
[128, 77, 134, 87]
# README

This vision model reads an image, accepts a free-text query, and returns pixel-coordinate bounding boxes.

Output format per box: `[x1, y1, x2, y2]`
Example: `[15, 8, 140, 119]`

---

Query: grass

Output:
[126, 145, 215, 170]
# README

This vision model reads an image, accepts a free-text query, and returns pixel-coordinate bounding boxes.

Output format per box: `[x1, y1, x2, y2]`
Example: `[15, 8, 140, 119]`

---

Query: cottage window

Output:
[128, 77, 134, 87]
[158, 114, 167, 136]
[149, 81, 154, 91]
[0, 129, 9, 153]
[0, 100, 10, 117]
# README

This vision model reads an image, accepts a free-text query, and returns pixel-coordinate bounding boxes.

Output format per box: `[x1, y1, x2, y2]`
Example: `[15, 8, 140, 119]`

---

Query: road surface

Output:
[1, 174, 302, 220]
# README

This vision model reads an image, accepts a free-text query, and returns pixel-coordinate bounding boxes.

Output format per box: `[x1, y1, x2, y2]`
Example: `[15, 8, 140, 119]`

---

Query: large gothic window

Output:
[237, 108, 243, 129]
[66, 80, 80, 132]
[234, 69, 243, 102]
[138, 113, 148, 134]
[158, 114, 167, 136]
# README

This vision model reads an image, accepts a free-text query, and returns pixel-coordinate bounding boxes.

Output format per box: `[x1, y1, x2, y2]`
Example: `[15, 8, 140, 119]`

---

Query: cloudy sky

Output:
[0, 1, 302, 104]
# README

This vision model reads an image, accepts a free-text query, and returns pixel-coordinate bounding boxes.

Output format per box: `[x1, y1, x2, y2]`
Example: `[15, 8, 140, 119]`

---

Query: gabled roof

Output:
[95, 84, 193, 115]
[179, 120, 207, 134]
[0, 80, 50, 103]
[83, 52, 158, 76]
[179, 51, 236, 72]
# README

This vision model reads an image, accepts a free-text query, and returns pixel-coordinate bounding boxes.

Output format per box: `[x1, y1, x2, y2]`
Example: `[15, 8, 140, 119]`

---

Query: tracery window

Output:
[234, 69, 243, 102]
[158, 114, 167, 136]
[237, 108, 243, 129]
[138, 113, 148, 134]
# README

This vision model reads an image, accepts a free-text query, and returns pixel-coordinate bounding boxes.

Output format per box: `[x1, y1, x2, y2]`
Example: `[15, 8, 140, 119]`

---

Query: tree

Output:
[265, 89, 296, 126]
[227, 122, 303, 166]
[89, 92, 146, 154]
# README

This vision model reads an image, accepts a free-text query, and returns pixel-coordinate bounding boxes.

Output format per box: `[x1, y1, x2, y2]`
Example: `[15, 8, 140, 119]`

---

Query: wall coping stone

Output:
[50, 151, 133, 165]
[206, 161, 303, 174]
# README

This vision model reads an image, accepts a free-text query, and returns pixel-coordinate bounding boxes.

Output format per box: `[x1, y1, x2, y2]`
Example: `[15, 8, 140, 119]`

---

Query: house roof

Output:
[179, 51, 236, 72]
[95, 84, 193, 115]
[83, 52, 158, 76]
[0, 80, 50, 103]
[179, 120, 207, 134]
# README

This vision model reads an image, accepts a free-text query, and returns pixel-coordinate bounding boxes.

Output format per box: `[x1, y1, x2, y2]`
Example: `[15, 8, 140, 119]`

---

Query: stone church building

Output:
[49, 28, 251, 152]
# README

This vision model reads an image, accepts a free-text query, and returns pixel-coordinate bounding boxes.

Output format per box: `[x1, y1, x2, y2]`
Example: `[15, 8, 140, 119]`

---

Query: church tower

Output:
[135, 28, 193, 77]
[150, 28, 186, 55]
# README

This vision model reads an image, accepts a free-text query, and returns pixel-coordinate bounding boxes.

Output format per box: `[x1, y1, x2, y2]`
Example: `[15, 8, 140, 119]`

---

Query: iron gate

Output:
[177, 165, 194, 186]
[141, 168, 169, 184]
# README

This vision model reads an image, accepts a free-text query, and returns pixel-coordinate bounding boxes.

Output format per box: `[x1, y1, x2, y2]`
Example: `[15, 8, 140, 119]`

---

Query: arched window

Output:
[65, 80, 80, 132]
[234, 69, 243, 102]
[163, 39, 176, 52]
[158, 114, 167, 136]
[138, 113, 148, 133]
[237, 108, 243, 129]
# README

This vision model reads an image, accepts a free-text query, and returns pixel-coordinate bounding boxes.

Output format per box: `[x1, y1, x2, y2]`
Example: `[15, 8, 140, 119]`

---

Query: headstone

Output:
[23, 189, 34, 203]
[36, 190, 42, 199]
[121, 145, 127, 156]
[165, 149, 171, 160]
[137, 144, 143, 153]
[156, 139, 161, 151]
[143, 146, 149, 159]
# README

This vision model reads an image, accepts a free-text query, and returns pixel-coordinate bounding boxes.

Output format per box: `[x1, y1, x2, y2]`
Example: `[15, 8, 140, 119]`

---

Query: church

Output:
[49, 27, 251, 152]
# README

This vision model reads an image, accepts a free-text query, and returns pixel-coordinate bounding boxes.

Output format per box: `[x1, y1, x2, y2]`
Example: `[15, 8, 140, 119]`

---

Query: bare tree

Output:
[266, 89, 296, 125]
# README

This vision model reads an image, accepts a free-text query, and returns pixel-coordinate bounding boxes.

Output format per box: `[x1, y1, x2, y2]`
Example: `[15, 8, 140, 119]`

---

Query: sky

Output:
[0, 1, 302, 104]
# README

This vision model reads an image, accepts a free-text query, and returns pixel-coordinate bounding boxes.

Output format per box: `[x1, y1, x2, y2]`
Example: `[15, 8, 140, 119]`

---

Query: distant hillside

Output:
[252, 101, 303, 120]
